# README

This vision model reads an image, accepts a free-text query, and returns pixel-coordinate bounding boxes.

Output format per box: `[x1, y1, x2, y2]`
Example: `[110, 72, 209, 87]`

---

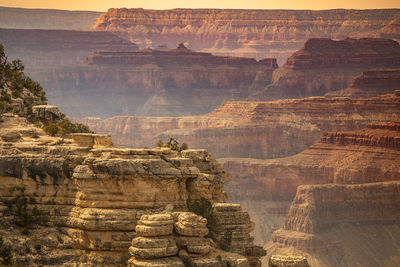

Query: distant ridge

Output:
[0, 6, 101, 30]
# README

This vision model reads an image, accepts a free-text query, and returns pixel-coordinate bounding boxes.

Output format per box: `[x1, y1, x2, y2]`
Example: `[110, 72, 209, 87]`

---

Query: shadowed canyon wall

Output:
[29, 45, 277, 118]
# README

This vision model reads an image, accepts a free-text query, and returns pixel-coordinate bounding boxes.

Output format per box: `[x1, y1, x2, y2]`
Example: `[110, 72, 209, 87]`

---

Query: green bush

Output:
[4, 185, 48, 235]
[156, 138, 189, 151]
[44, 123, 60, 136]
[0, 236, 13, 265]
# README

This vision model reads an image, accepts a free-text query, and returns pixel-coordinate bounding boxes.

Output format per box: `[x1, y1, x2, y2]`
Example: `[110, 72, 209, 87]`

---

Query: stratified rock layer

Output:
[32, 45, 276, 117]
[221, 121, 400, 244]
[81, 93, 400, 159]
[252, 38, 400, 100]
[0, 114, 262, 266]
[92, 8, 400, 64]
[326, 69, 400, 98]
[267, 182, 400, 267]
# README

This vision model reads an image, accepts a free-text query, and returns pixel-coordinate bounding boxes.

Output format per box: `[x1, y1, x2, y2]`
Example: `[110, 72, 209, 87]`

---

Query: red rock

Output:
[91, 8, 400, 65]
[251, 38, 400, 100]
[326, 69, 400, 98]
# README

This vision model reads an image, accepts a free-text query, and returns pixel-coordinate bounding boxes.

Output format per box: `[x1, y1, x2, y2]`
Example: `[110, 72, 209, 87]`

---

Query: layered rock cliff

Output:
[92, 8, 400, 64]
[220, 120, 400, 245]
[267, 182, 400, 267]
[0, 114, 263, 266]
[251, 38, 400, 100]
[30, 45, 277, 117]
[80, 93, 400, 159]
[0, 6, 101, 30]
[326, 69, 400, 98]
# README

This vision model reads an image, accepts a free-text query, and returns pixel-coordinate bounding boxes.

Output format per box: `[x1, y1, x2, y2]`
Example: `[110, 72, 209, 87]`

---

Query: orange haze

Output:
[0, 0, 399, 11]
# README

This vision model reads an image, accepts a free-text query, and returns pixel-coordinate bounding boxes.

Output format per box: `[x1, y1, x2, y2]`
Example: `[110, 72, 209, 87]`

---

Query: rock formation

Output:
[326, 70, 400, 98]
[91, 8, 400, 64]
[221, 121, 400, 246]
[80, 93, 400, 159]
[267, 182, 400, 267]
[0, 112, 264, 266]
[31, 45, 277, 117]
[251, 38, 400, 100]
[0, 6, 101, 30]
[268, 255, 310, 267]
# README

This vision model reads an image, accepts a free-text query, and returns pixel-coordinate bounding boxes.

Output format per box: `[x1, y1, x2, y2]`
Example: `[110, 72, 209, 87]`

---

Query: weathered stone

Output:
[269, 255, 311, 267]
[128, 256, 185, 267]
[174, 212, 209, 237]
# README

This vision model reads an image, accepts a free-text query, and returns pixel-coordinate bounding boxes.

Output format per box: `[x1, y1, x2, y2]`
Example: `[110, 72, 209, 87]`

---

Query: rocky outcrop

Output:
[251, 38, 400, 100]
[220, 121, 400, 245]
[0, 6, 101, 30]
[81, 93, 400, 159]
[0, 28, 137, 67]
[31, 45, 277, 117]
[0, 114, 263, 266]
[326, 69, 400, 98]
[268, 255, 310, 267]
[92, 8, 400, 65]
[267, 182, 400, 267]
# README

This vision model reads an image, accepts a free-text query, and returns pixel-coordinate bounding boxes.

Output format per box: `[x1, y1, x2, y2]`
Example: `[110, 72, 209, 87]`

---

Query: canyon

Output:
[92, 8, 400, 65]
[29, 44, 277, 118]
[81, 92, 400, 159]
[250, 38, 400, 100]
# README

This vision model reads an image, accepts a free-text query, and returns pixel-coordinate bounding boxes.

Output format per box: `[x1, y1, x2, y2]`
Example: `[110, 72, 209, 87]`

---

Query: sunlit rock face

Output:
[250, 38, 400, 100]
[80, 93, 400, 159]
[91, 8, 400, 65]
[0, 115, 264, 266]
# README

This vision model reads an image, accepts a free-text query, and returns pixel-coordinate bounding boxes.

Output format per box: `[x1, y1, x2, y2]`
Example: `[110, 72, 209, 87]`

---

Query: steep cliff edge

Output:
[251, 38, 400, 100]
[31, 45, 277, 117]
[326, 69, 400, 98]
[0, 114, 264, 266]
[91, 8, 400, 64]
[220, 121, 400, 245]
[267, 182, 400, 267]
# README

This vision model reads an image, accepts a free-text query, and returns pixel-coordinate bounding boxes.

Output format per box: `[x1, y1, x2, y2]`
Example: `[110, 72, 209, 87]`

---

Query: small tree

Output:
[0, 236, 13, 265]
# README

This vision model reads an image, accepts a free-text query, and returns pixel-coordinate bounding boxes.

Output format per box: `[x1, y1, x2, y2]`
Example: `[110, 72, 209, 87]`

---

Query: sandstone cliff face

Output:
[31, 45, 277, 117]
[0, 115, 262, 266]
[81, 93, 400, 159]
[0, 6, 101, 30]
[92, 8, 400, 65]
[326, 70, 400, 98]
[251, 38, 400, 100]
[267, 182, 400, 267]
[0, 28, 138, 67]
[220, 121, 400, 247]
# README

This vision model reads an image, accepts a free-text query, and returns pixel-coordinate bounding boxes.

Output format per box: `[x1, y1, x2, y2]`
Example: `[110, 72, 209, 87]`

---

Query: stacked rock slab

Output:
[214, 203, 266, 267]
[269, 255, 311, 267]
[128, 213, 183, 267]
[173, 212, 211, 256]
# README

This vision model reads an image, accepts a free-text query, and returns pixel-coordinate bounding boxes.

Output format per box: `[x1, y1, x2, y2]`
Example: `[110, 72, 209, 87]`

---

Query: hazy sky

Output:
[1, 0, 399, 11]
